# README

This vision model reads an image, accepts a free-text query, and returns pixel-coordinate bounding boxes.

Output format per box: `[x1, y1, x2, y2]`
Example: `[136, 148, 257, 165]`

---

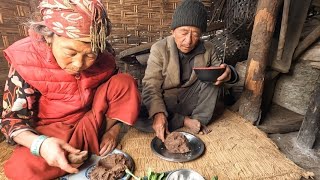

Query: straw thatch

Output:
[119, 110, 314, 179]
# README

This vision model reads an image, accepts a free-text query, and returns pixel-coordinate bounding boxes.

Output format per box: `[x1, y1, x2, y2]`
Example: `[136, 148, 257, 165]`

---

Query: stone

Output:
[272, 62, 320, 115]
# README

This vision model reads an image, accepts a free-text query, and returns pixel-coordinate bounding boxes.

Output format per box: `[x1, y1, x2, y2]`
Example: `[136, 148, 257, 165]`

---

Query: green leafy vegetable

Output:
[147, 168, 166, 180]
[212, 175, 218, 180]
[158, 173, 165, 180]
[126, 168, 166, 180]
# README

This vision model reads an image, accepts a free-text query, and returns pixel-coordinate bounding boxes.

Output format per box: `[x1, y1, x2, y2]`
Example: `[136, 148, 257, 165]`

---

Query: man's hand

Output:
[40, 137, 80, 174]
[152, 112, 169, 142]
[215, 64, 231, 86]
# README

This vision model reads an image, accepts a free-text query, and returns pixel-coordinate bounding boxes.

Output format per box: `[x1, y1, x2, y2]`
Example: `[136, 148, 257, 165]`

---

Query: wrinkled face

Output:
[47, 35, 97, 75]
[172, 26, 202, 53]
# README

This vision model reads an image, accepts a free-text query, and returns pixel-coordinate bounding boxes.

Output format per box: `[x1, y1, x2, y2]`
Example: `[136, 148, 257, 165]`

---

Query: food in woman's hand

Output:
[90, 153, 131, 180]
[67, 151, 88, 164]
[164, 132, 190, 153]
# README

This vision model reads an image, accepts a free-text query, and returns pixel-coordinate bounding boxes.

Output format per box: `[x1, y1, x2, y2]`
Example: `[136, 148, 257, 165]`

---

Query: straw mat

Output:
[0, 110, 314, 180]
[0, 141, 13, 180]
[119, 110, 313, 180]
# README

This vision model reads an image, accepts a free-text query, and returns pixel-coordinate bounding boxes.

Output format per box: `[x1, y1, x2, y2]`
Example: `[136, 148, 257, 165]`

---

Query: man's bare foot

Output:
[199, 124, 212, 135]
[183, 117, 201, 134]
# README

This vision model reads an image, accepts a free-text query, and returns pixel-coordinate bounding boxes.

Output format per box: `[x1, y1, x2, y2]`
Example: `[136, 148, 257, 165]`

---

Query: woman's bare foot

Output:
[183, 117, 201, 134]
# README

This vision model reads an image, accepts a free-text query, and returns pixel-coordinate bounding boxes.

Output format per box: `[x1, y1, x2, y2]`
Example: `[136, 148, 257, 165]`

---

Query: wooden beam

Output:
[258, 104, 303, 134]
[238, 0, 283, 124]
[296, 81, 320, 149]
[293, 25, 320, 60]
[117, 42, 154, 59]
[258, 124, 301, 134]
[275, 0, 291, 65]
[271, 0, 311, 73]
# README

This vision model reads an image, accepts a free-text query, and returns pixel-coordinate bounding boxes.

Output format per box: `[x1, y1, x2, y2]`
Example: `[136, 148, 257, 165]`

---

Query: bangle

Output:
[30, 135, 48, 156]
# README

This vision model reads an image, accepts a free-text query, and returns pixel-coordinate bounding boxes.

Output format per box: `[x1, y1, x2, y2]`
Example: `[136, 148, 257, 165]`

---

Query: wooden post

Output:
[239, 0, 283, 124]
[296, 81, 320, 149]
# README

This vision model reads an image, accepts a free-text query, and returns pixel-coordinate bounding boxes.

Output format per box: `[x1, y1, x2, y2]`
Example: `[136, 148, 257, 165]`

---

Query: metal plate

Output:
[60, 149, 134, 180]
[166, 169, 205, 180]
[151, 132, 205, 162]
[142, 171, 172, 180]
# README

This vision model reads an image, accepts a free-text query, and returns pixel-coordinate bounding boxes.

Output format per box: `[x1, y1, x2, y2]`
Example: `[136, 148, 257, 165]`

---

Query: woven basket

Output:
[103, 0, 213, 53]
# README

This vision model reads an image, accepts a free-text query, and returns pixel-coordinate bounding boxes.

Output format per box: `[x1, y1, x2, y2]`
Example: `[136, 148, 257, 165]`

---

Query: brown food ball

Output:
[164, 132, 191, 153]
[89, 153, 131, 180]
[67, 151, 88, 164]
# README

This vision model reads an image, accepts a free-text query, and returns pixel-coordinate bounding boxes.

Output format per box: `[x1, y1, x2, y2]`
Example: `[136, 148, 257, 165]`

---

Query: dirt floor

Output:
[0, 102, 318, 179]
[269, 132, 320, 180]
[257, 104, 320, 180]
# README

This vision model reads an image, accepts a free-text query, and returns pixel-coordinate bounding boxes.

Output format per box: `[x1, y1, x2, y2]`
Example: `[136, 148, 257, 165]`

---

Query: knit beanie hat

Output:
[171, 0, 208, 32]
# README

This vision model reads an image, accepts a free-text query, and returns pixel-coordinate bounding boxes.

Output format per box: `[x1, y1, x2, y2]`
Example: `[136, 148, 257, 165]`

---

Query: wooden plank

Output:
[271, 0, 311, 73]
[258, 104, 303, 134]
[275, 0, 290, 65]
[300, 42, 320, 62]
[117, 42, 154, 59]
[300, 40, 320, 69]
[293, 25, 320, 60]
[135, 53, 149, 66]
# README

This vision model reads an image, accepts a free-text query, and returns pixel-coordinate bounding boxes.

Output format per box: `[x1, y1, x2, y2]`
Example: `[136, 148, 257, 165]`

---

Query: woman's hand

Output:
[99, 122, 121, 156]
[40, 137, 80, 174]
[215, 64, 231, 86]
[152, 112, 169, 142]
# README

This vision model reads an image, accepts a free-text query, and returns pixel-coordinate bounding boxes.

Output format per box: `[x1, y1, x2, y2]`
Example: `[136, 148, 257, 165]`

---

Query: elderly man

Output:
[1, 0, 140, 179]
[139, 0, 238, 142]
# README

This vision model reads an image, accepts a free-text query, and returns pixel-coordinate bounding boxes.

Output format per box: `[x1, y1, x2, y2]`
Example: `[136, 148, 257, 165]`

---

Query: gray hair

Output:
[25, 21, 115, 55]
[25, 21, 55, 41]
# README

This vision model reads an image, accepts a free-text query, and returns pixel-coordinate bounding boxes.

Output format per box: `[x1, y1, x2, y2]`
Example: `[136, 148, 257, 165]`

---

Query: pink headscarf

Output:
[39, 0, 111, 52]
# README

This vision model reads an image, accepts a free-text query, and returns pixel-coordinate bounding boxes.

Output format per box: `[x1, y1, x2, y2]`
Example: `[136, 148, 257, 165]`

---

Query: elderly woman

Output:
[0, 0, 140, 179]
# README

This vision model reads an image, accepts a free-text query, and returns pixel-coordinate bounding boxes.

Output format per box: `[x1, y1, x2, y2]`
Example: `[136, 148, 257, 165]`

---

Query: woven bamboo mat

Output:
[0, 141, 13, 180]
[119, 110, 313, 180]
[0, 110, 314, 180]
